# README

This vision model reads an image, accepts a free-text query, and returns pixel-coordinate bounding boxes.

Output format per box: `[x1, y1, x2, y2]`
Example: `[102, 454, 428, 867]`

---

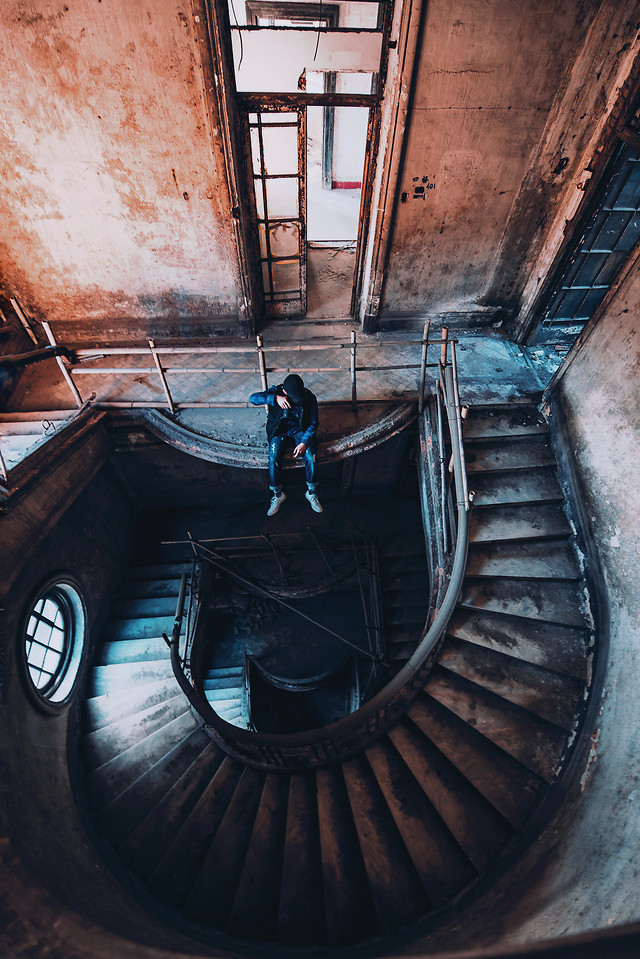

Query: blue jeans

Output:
[269, 434, 317, 494]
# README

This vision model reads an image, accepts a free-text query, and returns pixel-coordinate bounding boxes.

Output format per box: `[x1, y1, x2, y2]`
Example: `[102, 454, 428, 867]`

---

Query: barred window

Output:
[23, 581, 86, 707]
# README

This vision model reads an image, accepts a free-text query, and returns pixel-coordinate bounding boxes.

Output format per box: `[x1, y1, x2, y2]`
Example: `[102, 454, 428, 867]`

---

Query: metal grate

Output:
[531, 144, 640, 346]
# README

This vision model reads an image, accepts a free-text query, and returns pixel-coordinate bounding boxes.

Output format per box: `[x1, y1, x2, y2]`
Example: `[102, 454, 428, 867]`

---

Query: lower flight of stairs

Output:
[203, 666, 246, 725]
[78, 400, 595, 952]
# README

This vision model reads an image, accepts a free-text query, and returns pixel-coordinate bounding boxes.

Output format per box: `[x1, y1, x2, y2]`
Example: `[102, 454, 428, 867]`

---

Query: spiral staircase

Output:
[78, 399, 596, 953]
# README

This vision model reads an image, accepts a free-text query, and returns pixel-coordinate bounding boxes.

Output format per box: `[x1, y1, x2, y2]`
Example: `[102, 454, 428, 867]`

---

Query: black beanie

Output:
[283, 373, 304, 403]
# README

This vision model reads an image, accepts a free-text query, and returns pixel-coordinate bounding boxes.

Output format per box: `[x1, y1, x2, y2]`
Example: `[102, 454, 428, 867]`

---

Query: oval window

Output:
[23, 580, 86, 707]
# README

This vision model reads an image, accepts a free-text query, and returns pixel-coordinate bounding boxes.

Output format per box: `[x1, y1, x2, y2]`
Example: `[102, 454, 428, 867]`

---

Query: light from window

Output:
[23, 582, 86, 706]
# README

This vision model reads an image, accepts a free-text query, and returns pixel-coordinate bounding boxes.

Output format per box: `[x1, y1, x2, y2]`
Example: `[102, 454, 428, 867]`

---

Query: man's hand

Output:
[276, 394, 292, 409]
[293, 442, 307, 458]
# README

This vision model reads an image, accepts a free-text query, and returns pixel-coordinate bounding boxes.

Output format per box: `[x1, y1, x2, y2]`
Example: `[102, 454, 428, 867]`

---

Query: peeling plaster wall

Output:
[0, 0, 241, 341]
[381, 0, 640, 320]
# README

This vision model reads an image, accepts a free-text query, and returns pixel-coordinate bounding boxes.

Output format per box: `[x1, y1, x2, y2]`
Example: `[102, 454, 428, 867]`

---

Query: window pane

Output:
[43, 598, 58, 622]
[271, 258, 301, 293]
[266, 177, 299, 218]
[34, 620, 53, 645]
[43, 648, 62, 675]
[28, 642, 46, 669]
[261, 124, 298, 177]
[269, 220, 300, 257]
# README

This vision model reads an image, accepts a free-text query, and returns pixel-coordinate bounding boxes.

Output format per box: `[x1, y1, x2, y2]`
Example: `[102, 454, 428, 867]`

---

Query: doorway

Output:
[228, 0, 388, 321]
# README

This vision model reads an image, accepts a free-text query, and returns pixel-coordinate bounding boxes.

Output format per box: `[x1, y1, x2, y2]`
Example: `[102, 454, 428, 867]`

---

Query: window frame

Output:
[19, 575, 87, 714]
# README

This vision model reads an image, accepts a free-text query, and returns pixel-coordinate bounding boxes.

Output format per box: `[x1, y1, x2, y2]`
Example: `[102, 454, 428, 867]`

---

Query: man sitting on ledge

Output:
[249, 373, 323, 517]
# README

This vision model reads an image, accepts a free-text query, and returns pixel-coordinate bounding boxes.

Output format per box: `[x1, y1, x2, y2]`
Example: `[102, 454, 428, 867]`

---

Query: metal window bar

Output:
[542, 146, 640, 333]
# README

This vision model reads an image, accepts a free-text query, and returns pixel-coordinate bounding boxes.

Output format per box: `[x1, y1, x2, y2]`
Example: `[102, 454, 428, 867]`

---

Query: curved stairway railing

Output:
[166, 350, 474, 771]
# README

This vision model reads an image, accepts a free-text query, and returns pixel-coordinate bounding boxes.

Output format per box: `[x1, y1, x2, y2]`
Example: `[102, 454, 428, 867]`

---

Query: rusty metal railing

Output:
[39, 320, 453, 412]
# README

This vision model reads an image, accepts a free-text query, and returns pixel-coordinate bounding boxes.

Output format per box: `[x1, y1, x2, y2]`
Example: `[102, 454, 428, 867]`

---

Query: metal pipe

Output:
[418, 318, 430, 415]
[74, 337, 454, 358]
[71, 366, 262, 375]
[10, 298, 39, 345]
[193, 539, 383, 662]
[149, 339, 175, 414]
[440, 325, 449, 366]
[42, 321, 83, 407]
[435, 384, 448, 555]
[450, 340, 470, 510]
[350, 330, 357, 408]
[256, 334, 268, 391]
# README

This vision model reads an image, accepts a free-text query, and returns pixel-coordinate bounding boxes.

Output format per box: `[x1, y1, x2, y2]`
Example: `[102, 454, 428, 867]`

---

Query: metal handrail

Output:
[166, 346, 472, 770]
[38, 320, 452, 411]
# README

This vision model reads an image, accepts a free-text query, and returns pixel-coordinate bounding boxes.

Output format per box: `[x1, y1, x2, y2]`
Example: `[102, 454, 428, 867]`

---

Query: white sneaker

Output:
[267, 491, 286, 516]
[305, 490, 323, 513]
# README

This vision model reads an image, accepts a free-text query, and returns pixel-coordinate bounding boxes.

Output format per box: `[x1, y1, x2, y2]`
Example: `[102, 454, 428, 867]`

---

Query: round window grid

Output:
[22, 580, 86, 709]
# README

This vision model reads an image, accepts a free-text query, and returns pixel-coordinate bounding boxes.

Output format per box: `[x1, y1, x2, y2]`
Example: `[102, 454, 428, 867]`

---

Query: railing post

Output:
[42, 320, 83, 407]
[440, 325, 449, 368]
[350, 329, 357, 409]
[450, 340, 470, 511]
[256, 334, 268, 391]
[149, 339, 175, 414]
[418, 318, 430, 414]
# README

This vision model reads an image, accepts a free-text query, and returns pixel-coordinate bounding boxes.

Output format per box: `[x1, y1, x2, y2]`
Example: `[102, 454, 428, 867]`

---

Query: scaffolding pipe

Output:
[256, 334, 268, 391]
[149, 339, 175, 414]
[418, 318, 431, 415]
[351, 330, 357, 408]
[42, 321, 83, 407]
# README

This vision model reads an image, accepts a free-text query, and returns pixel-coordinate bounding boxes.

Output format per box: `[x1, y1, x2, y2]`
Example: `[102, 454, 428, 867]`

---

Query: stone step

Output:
[465, 538, 580, 580]
[470, 467, 563, 507]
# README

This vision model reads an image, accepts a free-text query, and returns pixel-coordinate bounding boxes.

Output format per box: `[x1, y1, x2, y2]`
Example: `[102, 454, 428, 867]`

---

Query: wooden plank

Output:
[406, 695, 542, 828]
[447, 607, 590, 679]
[470, 503, 571, 543]
[438, 637, 584, 729]
[365, 737, 475, 905]
[227, 773, 289, 941]
[459, 576, 588, 628]
[342, 754, 428, 932]
[388, 720, 510, 872]
[465, 538, 580, 580]
[316, 765, 378, 947]
[146, 756, 245, 906]
[278, 773, 326, 947]
[424, 666, 567, 783]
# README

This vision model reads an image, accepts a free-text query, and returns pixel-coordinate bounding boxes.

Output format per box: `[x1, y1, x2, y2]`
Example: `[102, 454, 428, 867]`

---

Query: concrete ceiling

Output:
[1, 0, 639, 342]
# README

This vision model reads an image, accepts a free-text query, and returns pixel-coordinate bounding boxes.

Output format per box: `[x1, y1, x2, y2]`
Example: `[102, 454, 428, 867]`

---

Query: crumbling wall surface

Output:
[0, 0, 241, 341]
[381, 0, 640, 320]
